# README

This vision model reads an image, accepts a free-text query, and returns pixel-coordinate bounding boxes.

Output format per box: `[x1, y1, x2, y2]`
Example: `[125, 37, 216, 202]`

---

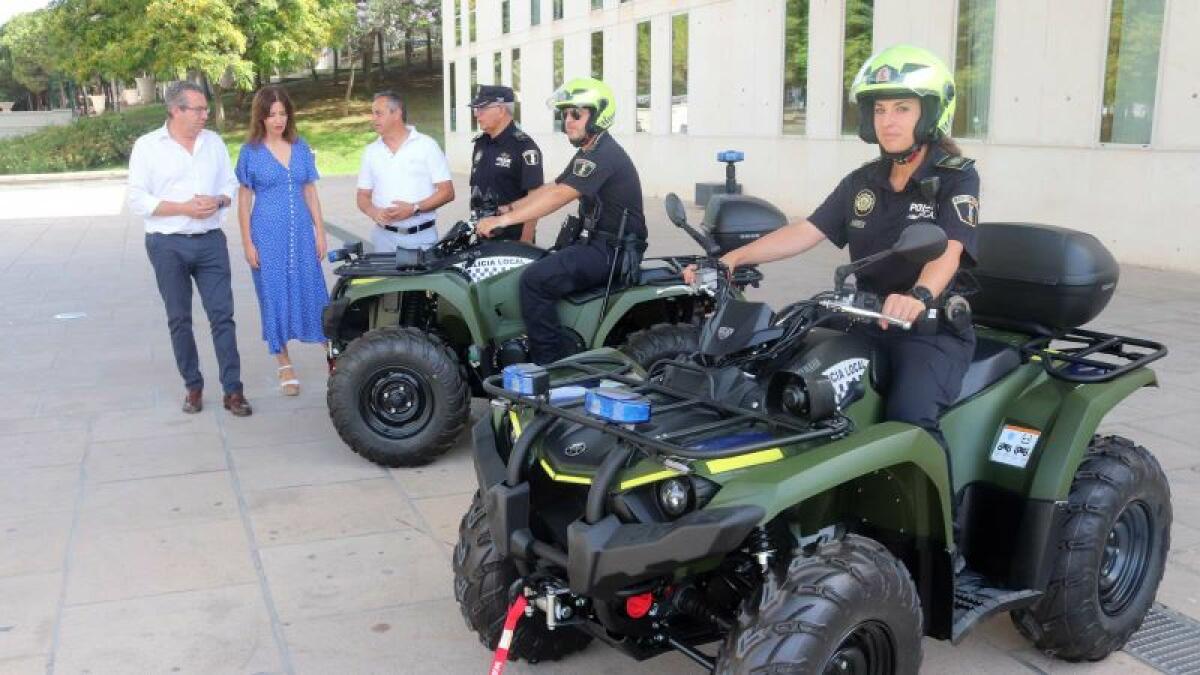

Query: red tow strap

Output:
[489, 594, 528, 675]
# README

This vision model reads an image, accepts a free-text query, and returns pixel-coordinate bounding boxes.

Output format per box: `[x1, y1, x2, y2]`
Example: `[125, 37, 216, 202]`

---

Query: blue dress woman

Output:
[236, 86, 328, 395]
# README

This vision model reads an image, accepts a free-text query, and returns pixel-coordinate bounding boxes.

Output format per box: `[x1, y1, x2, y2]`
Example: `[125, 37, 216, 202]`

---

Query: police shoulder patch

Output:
[935, 154, 975, 171]
[522, 149, 539, 166]
[951, 194, 979, 227]
[572, 158, 597, 178]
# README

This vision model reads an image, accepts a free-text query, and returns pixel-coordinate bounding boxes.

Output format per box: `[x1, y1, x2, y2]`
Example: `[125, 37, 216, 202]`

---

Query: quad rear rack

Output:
[481, 354, 850, 462]
[1021, 327, 1166, 384]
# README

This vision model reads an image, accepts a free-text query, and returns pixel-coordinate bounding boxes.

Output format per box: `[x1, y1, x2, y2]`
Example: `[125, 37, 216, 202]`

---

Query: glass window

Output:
[671, 14, 688, 134]
[494, 51, 502, 84]
[592, 0, 604, 9]
[553, 0, 564, 20]
[502, 0, 510, 34]
[782, 0, 809, 134]
[469, 0, 476, 43]
[841, 0, 873, 134]
[531, 0, 540, 26]
[591, 31, 604, 80]
[470, 56, 478, 131]
[953, 0, 995, 139]
[636, 20, 651, 133]
[449, 62, 457, 132]
[455, 1, 462, 47]
[553, 39, 564, 89]
[1100, 0, 1166, 144]
[512, 48, 522, 122]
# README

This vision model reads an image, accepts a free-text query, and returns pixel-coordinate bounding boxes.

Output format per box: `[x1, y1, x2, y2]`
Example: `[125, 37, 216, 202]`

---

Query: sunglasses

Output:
[560, 108, 584, 121]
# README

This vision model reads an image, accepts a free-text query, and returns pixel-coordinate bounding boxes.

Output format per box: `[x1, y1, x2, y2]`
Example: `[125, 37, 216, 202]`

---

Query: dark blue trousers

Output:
[519, 240, 613, 364]
[145, 230, 243, 394]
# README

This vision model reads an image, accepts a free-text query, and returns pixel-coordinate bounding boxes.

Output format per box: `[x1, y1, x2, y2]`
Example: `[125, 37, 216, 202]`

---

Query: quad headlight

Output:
[657, 478, 693, 517]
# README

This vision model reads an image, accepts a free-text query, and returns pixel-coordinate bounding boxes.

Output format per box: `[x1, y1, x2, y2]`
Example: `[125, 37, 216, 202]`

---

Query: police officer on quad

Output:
[476, 77, 645, 365]
[467, 85, 544, 242]
[689, 44, 980, 456]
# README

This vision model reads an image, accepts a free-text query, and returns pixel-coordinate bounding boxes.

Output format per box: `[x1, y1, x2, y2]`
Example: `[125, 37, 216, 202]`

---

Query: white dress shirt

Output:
[357, 126, 451, 250]
[127, 124, 237, 234]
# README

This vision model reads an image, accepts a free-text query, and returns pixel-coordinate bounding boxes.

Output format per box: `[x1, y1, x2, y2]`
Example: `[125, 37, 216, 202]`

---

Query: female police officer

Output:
[693, 44, 980, 455]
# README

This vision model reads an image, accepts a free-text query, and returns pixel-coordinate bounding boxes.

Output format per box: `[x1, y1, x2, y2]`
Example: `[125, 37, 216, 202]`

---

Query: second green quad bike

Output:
[323, 181, 781, 467]
[453, 193, 1171, 673]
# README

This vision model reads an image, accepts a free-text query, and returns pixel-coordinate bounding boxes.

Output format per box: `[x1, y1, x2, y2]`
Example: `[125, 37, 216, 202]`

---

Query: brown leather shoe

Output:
[182, 388, 203, 414]
[223, 391, 253, 417]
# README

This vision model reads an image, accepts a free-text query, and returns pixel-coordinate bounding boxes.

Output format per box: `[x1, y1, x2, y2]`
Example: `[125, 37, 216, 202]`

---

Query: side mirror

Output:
[664, 192, 688, 228]
[892, 222, 947, 264]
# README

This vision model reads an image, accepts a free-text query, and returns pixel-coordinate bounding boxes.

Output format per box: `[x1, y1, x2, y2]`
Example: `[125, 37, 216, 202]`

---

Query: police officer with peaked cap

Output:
[467, 85, 544, 242]
[475, 77, 646, 365]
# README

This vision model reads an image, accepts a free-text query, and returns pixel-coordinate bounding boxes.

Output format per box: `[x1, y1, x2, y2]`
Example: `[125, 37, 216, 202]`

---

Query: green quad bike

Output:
[322, 186, 778, 467]
[452, 193, 1171, 673]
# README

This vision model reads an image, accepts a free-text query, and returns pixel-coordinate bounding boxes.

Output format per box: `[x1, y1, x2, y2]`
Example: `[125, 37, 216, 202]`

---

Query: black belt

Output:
[382, 220, 435, 235]
[148, 230, 218, 238]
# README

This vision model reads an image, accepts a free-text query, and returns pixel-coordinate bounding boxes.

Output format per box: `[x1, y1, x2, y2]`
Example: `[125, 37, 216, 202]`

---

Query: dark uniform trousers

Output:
[856, 321, 975, 453]
[145, 230, 243, 394]
[520, 239, 614, 364]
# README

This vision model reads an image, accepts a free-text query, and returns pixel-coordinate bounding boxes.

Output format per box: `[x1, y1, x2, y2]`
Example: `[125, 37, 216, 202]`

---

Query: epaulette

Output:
[860, 156, 886, 168]
[512, 128, 530, 141]
[935, 154, 975, 171]
[471, 131, 485, 143]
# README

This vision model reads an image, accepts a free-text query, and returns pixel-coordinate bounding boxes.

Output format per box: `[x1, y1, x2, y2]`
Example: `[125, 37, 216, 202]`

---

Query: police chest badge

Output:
[853, 189, 876, 217]
[951, 195, 979, 227]
[523, 149, 539, 166]
[495, 152, 513, 169]
[572, 158, 597, 178]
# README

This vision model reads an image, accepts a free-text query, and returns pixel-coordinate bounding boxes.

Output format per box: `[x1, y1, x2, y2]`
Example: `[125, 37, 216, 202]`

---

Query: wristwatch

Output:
[909, 285, 936, 308]
[412, 203, 422, 217]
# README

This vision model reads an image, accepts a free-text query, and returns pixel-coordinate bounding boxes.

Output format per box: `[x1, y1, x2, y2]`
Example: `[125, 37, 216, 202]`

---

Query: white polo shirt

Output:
[127, 124, 237, 234]
[357, 126, 452, 234]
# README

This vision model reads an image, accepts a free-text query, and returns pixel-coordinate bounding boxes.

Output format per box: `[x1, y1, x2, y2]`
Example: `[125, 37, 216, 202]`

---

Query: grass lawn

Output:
[219, 68, 445, 176]
[0, 66, 443, 176]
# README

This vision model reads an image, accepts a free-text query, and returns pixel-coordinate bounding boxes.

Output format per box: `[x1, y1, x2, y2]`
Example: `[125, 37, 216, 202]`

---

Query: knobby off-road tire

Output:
[327, 327, 470, 467]
[452, 491, 592, 662]
[1011, 434, 1171, 661]
[717, 534, 923, 675]
[619, 323, 701, 373]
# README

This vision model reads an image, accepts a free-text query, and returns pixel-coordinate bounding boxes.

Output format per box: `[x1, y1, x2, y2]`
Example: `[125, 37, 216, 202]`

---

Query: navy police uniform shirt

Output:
[554, 132, 647, 241]
[808, 147, 980, 296]
[469, 121, 544, 241]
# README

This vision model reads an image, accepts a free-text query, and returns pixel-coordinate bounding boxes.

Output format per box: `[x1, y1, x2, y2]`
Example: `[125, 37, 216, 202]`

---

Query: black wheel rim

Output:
[1098, 500, 1154, 617]
[359, 365, 434, 440]
[822, 620, 894, 675]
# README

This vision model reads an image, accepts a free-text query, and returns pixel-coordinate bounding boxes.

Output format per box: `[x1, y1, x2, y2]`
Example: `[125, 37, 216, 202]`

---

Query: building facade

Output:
[443, 0, 1200, 272]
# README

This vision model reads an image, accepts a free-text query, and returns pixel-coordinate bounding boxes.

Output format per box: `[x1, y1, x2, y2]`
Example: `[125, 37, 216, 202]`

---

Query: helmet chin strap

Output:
[881, 143, 923, 164]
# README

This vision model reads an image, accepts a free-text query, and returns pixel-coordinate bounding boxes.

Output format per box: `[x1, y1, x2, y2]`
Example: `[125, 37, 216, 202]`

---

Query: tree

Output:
[49, 0, 153, 112]
[134, 0, 253, 128]
[233, 0, 353, 89]
[0, 10, 59, 109]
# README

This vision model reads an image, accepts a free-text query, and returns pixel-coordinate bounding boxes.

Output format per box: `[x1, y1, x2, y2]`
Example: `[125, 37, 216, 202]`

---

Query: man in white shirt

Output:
[127, 81, 251, 417]
[356, 90, 455, 252]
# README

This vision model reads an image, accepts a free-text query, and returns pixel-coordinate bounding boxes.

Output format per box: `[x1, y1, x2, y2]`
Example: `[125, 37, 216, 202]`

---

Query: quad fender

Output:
[590, 284, 701, 347]
[336, 274, 485, 343]
[706, 422, 954, 544]
[1028, 368, 1158, 501]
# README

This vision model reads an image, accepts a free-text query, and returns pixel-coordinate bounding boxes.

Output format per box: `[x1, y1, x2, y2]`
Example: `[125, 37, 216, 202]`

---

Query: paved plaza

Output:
[0, 173, 1197, 673]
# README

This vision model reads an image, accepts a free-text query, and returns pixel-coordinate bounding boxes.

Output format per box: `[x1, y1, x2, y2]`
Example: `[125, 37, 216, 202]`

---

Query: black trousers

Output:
[519, 239, 613, 364]
[145, 230, 243, 394]
[856, 322, 975, 452]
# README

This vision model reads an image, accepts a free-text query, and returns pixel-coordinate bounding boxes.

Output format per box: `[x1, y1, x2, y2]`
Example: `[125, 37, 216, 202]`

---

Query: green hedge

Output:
[0, 106, 165, 175]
